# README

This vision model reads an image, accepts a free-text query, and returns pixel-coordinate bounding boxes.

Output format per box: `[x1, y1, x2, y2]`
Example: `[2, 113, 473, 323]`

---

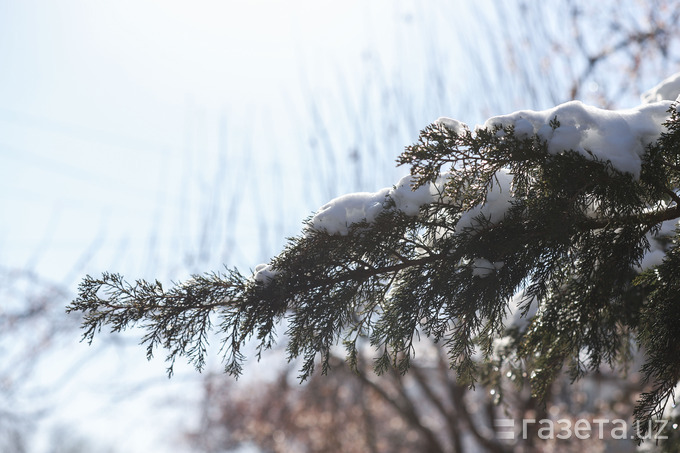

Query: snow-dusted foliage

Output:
[480, 100, 672, 179]
[71, 73, 680, 443]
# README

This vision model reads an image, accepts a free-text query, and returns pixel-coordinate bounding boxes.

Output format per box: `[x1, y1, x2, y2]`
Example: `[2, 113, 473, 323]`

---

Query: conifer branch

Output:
[67, 99, 680, 442]
[662, 186, 680, 206]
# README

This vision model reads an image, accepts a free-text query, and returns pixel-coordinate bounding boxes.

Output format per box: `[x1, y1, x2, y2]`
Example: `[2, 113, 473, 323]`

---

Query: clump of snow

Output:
[390, 174, 447, 216]
[641, 73, 680, 104]
[491, 336, 512, 360]
[481, 100, 672, 179]
[312, 74, 680, 238]
[435, 117, 468, 136]
[638, 219, 678, 271]
[471, 258, 504, 278]
[310, 189, 389, 235]
[253, 263, 278, 284]
[506, 291, 538, 331]
[311, 174, 449, 235]
[456, 169, 514, 233]
[512, 117, 534, 137]
[312, 168, 513, 236]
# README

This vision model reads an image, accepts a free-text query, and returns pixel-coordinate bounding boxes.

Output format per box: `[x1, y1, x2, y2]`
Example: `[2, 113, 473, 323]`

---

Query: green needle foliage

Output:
[69, 101, 680, 442]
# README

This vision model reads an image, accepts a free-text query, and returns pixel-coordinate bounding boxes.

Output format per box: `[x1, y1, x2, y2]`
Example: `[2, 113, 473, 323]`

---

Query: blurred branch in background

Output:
[0, 268, 77, 452]
[563, 0, 680, 104]
[188, 343, 643, 453]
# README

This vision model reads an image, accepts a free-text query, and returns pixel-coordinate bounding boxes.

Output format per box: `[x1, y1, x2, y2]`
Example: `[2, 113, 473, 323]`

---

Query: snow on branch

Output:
[69, 73, 680, 441]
